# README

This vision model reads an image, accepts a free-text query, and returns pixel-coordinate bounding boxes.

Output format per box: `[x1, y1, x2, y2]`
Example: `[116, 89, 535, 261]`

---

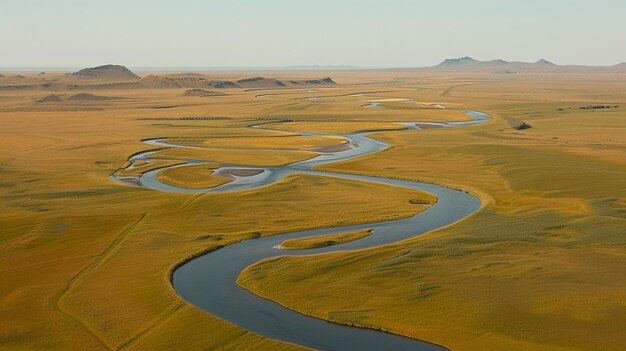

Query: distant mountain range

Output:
[436, 56, 556, 68]
[438, 56, 555, 67]
[426, 56, 625, 73]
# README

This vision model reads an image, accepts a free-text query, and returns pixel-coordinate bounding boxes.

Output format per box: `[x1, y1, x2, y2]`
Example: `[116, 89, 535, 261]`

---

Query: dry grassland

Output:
[1, 70, 624, 351]
[239, 73, 626, 351]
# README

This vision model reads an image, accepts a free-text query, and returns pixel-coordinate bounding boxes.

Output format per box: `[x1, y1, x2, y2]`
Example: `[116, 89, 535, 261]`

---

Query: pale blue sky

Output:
[1, 0, 625, 68]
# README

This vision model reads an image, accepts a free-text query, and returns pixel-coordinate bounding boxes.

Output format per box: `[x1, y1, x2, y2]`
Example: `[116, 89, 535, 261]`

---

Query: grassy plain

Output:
[0, 79, 438, 351]
[239, 74, 626, 351]
[1, 70, 625, 351]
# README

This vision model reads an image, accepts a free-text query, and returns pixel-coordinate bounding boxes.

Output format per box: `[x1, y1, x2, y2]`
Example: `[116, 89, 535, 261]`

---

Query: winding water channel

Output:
[113, 110, 489, 351]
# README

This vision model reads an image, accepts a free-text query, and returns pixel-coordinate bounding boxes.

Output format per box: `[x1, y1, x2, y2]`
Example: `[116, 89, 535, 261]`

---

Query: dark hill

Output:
[182, 89, 227, 97]
[535, 59, 556, 66]
[237, 77, 286, 88]
[438, 56, 479, 66]
[290, 77, 337, 85]
[237, 77, 336, 88]
[36, 94, 62, 102]
[139, 75, 238, 89]
[71, 65, 140, 81]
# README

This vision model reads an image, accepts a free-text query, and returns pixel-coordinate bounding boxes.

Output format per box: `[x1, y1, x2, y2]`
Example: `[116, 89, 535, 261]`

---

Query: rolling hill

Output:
[138, 75, 239, 89]
[67, 93, 120, 100]
[182, 89, 227, 97]
[36, 94, 62, 102]
[237, 76, 336, 88]
[71, 64, 140, 81]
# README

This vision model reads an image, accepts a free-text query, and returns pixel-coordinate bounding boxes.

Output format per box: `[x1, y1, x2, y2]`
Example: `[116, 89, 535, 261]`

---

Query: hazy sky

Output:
[1, 0, 625, 68]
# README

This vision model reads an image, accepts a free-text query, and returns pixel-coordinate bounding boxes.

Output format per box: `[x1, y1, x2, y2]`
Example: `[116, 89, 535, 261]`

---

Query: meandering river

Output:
[113, 110, 489, 350]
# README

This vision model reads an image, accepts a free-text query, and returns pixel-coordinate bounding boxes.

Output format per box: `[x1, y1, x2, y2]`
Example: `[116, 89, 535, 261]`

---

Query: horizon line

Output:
[1, 60, 625, 72]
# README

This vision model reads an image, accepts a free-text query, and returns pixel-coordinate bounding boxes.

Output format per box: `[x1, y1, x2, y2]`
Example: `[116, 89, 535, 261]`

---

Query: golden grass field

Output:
[156, 164, 231, 189]
[1, 69, 625, 351]
[277, 229, 375, 250]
